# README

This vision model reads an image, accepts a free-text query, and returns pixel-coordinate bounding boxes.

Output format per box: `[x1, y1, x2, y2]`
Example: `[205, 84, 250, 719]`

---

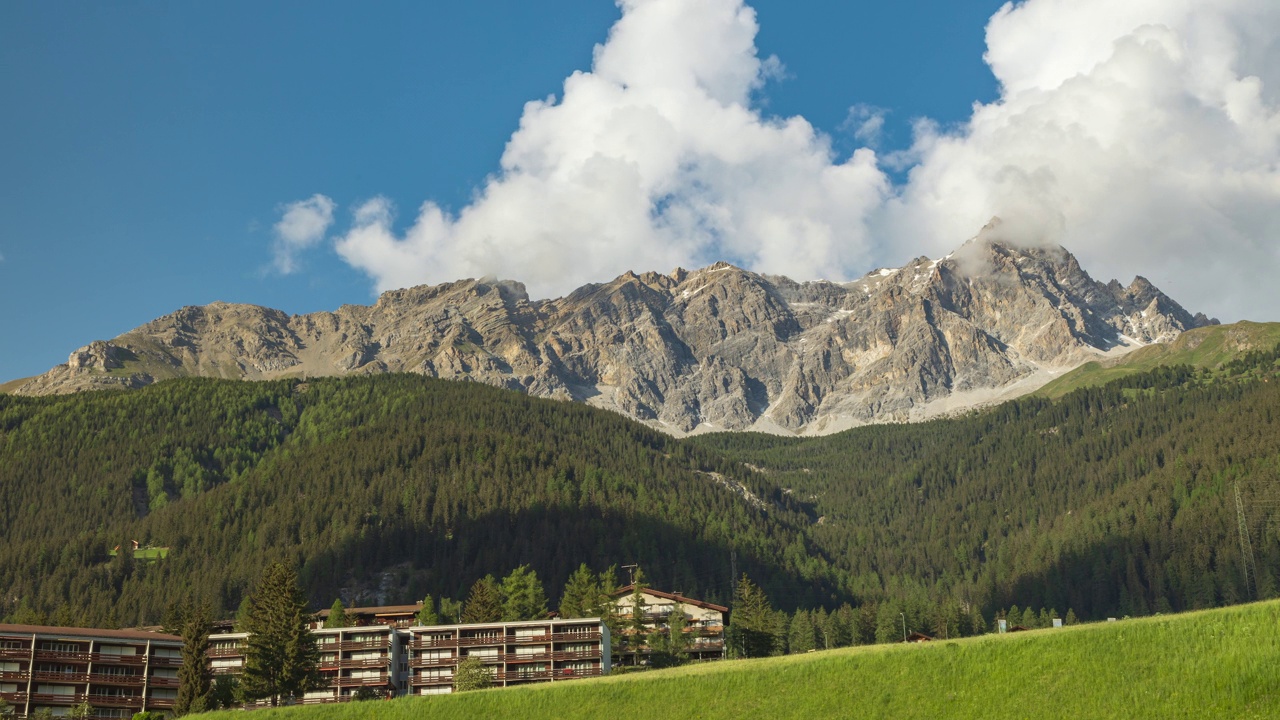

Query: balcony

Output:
[0, 648, 30, 661]
[339, 657, 389, 669]
[28, 692, 88, 705]
[336, 639, 390, 651]
[0, 691, 27, 703]
[410, 674, 453, 686]
[147, 656, 182, 667]
[86, 693, 144, 708]
[0, 670, 29, 682]
[33, 670, 90, 683]
[211, 666, 243, 676]
[496, 670, 550, 682]
[553, 667, 602, 679]
[333, 675, 389, 687]
[33, 650, 92, 663]
[409, 656, 456, 668]
[90, 653, 147, 666]
[147, 676, 181, 687]
[410, 638, 460, 649]
[206, 647, 243, 658]
[503, 653, 551, 663]
[88, 672, 145, 686]
[147, 698, 177, 709]
[552, 650, 602, 661]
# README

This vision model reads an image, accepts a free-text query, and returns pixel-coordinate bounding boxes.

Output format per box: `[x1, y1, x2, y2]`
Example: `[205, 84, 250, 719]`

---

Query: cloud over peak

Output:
[292, 0, 1278, 320]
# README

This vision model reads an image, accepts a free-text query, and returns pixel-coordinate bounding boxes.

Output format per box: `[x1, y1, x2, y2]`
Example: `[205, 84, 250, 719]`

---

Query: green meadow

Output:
[199, 600, 1280, 720]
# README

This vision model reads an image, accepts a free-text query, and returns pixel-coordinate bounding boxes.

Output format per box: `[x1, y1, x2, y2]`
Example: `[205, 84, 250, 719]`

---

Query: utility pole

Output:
[900, 612, 907, 643]
[622, 564, 639, 587]
[1236, 482, 1258, 601]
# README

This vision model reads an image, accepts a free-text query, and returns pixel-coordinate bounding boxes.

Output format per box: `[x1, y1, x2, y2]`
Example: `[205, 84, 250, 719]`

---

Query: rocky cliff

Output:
[12, 223, 1216, 434]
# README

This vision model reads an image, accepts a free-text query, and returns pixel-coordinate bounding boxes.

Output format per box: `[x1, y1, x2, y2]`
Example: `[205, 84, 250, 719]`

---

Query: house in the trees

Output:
[610, 586, 727, 664]
[309, 603, 424, 630]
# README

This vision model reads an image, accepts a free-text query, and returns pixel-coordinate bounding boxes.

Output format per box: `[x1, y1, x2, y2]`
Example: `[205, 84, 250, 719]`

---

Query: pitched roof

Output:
[0, 623, 182, 643]
[315, 603, 423, 618]
[611, 586, 729, 613]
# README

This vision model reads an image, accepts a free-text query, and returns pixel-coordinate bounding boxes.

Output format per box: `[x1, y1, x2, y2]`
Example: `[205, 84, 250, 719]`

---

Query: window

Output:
[465, 648, 498, 659]
[515, 646, 548, 656]
[348, 669, 382, 679]
[36, 684, 77, 695]
[211, 659, 243, 669]
[150, 688, 178, 700]
[0, 683, 17, 693]
[38, 642, 80, 653]
[97, 645, 137, 656]
[350, 651, 383, 661]
[516, 664, 547, 678]
[0, 640, 24, 650]
[514, 628, 547, 639]
[152, 647, 181, 658]
[562, 643, 595, 653]
[418, 650, 451, 661]
[0, 662, 19, 672]
[150, 667, 177, 679]
[97, 666, 138, 677]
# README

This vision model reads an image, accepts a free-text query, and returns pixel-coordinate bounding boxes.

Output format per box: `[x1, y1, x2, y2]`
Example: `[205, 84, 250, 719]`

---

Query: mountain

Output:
[9, 220, 1215, 433]
[5, 339, 1280, 628]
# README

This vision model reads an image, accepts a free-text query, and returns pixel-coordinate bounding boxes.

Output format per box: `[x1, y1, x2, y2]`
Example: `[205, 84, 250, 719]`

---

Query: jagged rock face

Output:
[12, 234, 1215, 435]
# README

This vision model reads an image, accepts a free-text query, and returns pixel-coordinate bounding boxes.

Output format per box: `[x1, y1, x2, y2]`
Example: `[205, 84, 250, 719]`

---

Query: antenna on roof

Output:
[622, 564, 638, 587]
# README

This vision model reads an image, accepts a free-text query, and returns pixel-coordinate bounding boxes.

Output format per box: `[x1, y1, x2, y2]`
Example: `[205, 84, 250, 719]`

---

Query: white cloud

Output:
[333, 0, 889, 299]
[271, 194, 336, 274]
[882, 0, 1280, 320]
[323, 0, 1279, 322]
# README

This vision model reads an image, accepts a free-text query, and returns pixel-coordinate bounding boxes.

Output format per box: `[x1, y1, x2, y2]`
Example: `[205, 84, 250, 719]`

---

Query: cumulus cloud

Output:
[333, 0, 889, 298]
[318, 0, 1279, 321]
[881, 0, 1280, 319]
[272, 194, 336, 274]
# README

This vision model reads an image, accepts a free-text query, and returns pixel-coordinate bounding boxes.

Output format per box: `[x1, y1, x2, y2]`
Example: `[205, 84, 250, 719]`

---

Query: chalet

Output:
[611, 586, 727, 663]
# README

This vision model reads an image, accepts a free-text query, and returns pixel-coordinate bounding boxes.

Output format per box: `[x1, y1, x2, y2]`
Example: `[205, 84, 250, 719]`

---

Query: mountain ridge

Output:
[9, 224, 1216, 433]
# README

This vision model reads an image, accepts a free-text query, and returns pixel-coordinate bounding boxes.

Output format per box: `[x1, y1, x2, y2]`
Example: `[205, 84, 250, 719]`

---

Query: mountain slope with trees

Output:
[3, 341, 1280, 630]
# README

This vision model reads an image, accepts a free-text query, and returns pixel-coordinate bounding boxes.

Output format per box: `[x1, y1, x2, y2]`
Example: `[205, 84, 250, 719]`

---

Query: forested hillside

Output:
[3, 343, 1280, 629]
[0, 376, 833, 627]
[696, 345, 1280, 621]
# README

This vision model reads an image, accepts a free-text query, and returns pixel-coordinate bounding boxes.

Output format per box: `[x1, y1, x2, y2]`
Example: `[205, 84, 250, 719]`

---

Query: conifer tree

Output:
[416, 595, 439, 626]
[788, 610, 816, 654]
[727, 574, 775, 658]
[241, 563, 321, 706]
[173, 603, 213, 716]
[500, 565, 548, 621]
[461, 576, 503, 624]
[628, 568, 650, 639]
[593, 566, 624, 642]
[1065, 609, 1079, 626]
[558, 564, 597, 619]
[324, 599, 349, 629]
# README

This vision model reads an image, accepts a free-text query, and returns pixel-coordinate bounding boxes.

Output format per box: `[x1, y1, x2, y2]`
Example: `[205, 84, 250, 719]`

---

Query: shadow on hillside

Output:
[297, 505, 843, 613]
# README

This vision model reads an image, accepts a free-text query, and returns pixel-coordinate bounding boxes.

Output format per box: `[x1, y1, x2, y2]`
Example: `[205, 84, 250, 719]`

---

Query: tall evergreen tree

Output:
[416, 595, 439, 626]
[461, 576, 503, 624]
[324, 599, 349, 629]
[788, 609, 816, 654]
[628, 568, 650, 639]
[728, 574, 776, 658]
[593, 566, 624, 642]
[241, 563, 321, 706]
[173, 603, 213, 716]
[500, 565, 548, 621]
[558, 564, 598, 619]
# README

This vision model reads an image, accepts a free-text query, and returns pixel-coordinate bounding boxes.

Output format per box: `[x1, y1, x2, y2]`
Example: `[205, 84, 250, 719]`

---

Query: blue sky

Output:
[3, 0, 1277, 383]
[0, 0, 999, 382]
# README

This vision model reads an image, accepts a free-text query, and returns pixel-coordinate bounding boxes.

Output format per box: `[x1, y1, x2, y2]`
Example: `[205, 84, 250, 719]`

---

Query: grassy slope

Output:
[199, 601, 1280, 720]
[1037, 321, 1280, 398]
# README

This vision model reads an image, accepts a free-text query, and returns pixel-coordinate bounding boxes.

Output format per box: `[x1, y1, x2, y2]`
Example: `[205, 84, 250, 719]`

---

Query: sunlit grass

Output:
[198, 600, 1280, 720]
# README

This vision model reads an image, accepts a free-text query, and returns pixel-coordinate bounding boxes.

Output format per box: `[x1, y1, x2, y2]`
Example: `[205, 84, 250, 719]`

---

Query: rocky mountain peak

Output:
[9, 229, 1217, 435]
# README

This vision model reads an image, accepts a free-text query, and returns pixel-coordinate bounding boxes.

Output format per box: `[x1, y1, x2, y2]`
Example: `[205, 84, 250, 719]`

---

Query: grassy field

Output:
[1036, 321, 1280, 398]
[199, 600, 1280, 720]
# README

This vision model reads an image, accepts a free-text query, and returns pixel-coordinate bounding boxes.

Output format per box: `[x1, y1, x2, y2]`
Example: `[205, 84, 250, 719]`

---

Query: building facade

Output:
[407, 618, 609, 695]
[611, 586, 728, 663]
[207, 615, 609, 702]
[0, 624, 184, 719]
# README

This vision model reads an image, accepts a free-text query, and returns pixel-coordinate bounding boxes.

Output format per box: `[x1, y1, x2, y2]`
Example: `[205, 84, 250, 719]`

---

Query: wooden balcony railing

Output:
[33, 650, 93, 663]
[86, 693, 144, 707]
[90, 653, 147, 665]
[0, 648, 30, 661]
[28, 692, 87, 704]
[206, 647, 243, 658]
[33, 670, 90, 683]
[408, 656, 456, 668]
[333, 675, 390, 687]
[0, 670, 29, 682]
[88, 672, 145, 686]
[147, 676, 181, 687]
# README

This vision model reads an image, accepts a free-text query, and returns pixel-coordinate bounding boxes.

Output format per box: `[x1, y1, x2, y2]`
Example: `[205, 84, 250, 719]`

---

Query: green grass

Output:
[1037, 321, 1280, 398]
[199, 601, 1280, 720]
[107, 546, 169, 561]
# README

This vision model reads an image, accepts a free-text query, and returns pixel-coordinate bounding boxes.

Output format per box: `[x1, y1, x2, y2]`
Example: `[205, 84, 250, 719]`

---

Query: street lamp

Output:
[900, 612, 906, 642]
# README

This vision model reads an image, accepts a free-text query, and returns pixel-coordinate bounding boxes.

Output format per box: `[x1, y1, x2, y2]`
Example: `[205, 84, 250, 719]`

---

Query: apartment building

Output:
[0, 624, 184, 719]
[407, 618, 609, 695]
[207, 614, 609, 701]
[611, 586, 728, 663]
